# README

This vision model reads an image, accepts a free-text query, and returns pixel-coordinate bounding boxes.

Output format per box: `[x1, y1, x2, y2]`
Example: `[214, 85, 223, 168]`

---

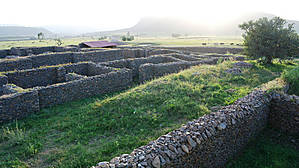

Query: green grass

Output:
[0, 36, 243, 50]
[0, 61, 297, 168]
[226, 128, 299, 168]
[128, 36, 243, 47]
[282, 64, 299, 95]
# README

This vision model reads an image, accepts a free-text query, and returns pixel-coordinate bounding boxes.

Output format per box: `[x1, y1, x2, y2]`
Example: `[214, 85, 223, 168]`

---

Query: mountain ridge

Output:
[86, 12, 299, 36]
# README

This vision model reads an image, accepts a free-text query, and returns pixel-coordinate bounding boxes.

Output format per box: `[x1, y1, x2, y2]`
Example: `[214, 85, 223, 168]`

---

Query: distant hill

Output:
[0, 26, 53, 41]
[87, 12, 299, 37]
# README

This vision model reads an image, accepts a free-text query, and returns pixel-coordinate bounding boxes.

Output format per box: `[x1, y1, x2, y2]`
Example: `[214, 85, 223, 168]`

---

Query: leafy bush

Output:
[282, 65, 299, 95]
[54, 38, 63, 46]
[239, 17, 299, 64]
[121, 35, 134, 41]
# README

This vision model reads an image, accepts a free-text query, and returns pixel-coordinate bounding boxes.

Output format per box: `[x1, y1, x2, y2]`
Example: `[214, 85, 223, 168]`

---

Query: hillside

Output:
[87, 13, 299, 37]
[0, 26, 53, 41]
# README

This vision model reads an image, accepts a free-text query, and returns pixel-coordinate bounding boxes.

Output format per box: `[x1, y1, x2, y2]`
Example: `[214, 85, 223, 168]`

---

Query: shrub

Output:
[239, 17, 299, 64]
[282, 65, 299, 95]
[121, 36, 134, 41]
[54, 38, 63, 46]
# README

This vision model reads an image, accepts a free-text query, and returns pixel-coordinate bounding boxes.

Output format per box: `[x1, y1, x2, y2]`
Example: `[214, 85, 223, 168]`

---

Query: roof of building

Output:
[80, 41, 118, 48]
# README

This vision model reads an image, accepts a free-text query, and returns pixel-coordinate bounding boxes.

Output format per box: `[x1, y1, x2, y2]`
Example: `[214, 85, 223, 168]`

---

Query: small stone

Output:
[152, 156, 161, 168]
[181, 144, 189, 153]
[159, 155, 166, 165]
[233, 61, 253, 68]
[140, 162, 148, 166]
[110, 157, 120, 164]
[225, 68, 242, 74]
[205, 130, 212, 138]
[187, 136, 197, 148]
[217, 122, 227, 130]
[168, 145, 178, 154]
[139, 155, 145, 160]
[201, 132, 208, 140]
[118, 163, 126, 167]
[195, 138, 201, 145]
[97, 162, 109, 168]
[231, 118, 236, 125]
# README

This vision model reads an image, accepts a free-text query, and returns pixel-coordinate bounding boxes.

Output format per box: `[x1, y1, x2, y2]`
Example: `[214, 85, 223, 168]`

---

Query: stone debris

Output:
[233, 61, 253, 68]
[225, 68, 242, 74]
[152, 156, 160, 168]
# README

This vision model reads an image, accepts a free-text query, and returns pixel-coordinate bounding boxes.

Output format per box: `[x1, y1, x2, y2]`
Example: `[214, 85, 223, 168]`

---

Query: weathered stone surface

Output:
[217, 122, 227, 130]
[152, 156, 160, 168]
[97, 161, 110, 168]
[181, 145, 189, 154]
[269, 93, 299, 135]
[187, 136, 197, 148]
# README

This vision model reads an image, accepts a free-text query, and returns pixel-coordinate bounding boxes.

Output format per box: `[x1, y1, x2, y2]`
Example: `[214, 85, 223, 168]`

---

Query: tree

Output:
[239, 17, 299, 64]
[37, 32, 44, 42]
[121, 33, 135, 41]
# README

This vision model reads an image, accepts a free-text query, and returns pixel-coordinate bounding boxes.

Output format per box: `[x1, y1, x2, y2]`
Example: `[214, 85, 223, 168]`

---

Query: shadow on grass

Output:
[226, 127, 299, 168]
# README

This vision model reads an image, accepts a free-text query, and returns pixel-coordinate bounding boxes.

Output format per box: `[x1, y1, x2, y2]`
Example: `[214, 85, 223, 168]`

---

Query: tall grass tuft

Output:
[0, 121, 26, 146]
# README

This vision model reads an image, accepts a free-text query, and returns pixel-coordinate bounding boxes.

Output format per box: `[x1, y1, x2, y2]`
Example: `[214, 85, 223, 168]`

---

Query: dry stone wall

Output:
[138, 58, 218, 82]
[94, 90, 272, 168]
[36, 68, 132, 108]
[0, 76, 8, 86]
[165, 53, 200, 61]
[4, 67, 58, 89]
[0, 90, 39, 123]
[9, 46, 78, 56]
[0, 48, 177, 72]
[269, 93, 299, 135]
[0, 57, 32, 72]
[94, 89, 299, 168]
[100, 55, 183, 79]
[30, 52, 74, 67]
[0, 47, 243, 124]
[65, 73, 87, 82]
[0, 49, 10, 58]
[139, 61, 194, 82]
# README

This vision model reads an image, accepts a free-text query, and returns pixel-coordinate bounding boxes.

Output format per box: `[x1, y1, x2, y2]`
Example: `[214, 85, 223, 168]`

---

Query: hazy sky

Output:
[1, 0, 299, 31]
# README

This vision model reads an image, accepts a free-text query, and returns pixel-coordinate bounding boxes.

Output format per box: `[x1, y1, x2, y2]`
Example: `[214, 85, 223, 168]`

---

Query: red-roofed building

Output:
[79, 41, 117, 48]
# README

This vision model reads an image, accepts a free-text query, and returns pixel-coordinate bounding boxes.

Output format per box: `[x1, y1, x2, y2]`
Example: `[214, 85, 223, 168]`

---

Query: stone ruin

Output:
[93, 90, 298, 168]
[0, 46, 243, 123]
[0, 46, 297, 168]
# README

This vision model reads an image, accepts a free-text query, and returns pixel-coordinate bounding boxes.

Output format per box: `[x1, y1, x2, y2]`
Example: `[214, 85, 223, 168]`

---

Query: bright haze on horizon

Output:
[1, 0, 299, 33]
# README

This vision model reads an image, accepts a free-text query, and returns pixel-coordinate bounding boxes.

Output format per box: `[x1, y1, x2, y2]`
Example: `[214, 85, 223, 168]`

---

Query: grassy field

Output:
[0, 60, 297, 168]
[0, 36, 243, 50]
[227, 128, 299, 168]
[0, 37, 95, 50]
[128, 36, 243, 47]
